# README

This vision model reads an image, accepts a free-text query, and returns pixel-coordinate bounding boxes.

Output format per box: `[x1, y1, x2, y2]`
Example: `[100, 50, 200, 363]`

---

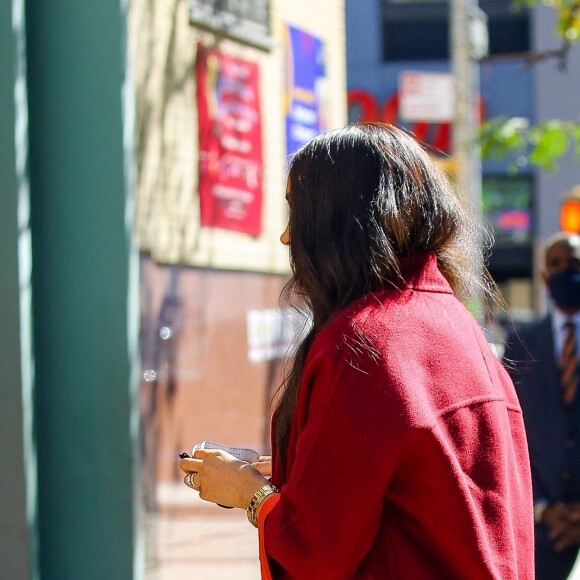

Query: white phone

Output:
[192, 440, 260, 464]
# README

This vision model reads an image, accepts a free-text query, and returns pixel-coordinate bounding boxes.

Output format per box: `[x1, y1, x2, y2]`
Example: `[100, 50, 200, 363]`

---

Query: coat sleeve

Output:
[262, 339, 405, 578]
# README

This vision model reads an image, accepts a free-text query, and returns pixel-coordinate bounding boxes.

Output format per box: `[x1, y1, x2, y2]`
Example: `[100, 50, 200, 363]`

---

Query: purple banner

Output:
[284, 25, 326, 156]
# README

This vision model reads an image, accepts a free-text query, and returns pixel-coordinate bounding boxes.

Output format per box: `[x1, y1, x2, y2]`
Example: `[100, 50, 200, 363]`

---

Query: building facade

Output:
[346, 0, 580, 318]
[128, 0, 347, 525]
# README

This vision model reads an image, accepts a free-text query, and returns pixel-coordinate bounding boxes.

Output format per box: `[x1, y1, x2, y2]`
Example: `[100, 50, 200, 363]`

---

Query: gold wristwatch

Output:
[247, 484, 279, 527]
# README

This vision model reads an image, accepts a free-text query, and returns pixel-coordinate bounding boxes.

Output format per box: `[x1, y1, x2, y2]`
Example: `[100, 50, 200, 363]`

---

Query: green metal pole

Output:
[0, 0, 37, 577]
[25, 1, 141, 578]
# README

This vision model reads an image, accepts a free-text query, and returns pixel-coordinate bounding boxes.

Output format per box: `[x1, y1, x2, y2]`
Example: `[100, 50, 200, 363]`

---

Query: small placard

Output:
[399, 71, 454, 123]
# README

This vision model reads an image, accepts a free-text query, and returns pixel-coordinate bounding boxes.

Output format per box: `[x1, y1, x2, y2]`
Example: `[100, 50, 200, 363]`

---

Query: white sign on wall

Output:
[399, 71, 454, 123]
[246, 307, 310, 363]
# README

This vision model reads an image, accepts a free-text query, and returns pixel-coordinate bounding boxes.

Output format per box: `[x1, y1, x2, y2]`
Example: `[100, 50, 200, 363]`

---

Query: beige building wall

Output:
[129, 0, 346, 274]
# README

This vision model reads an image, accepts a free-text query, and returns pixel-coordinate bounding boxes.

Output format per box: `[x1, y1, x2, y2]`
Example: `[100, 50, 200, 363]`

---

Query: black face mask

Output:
[547, 268, 580, 310]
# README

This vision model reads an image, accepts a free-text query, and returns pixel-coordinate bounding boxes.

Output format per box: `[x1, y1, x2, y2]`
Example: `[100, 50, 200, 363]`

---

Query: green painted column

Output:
[0, 0, 37, 577]
[25, 1, 142, 578]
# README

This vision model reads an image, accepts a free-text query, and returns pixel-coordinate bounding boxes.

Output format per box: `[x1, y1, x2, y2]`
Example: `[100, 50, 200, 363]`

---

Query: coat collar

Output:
[398, 252, 453, 294]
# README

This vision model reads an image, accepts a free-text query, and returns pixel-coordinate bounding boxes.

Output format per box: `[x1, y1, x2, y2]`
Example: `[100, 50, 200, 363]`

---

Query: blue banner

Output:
[285, 25, 326, 156]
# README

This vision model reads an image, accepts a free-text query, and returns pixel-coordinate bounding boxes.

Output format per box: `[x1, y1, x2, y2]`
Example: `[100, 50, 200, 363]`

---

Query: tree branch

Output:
[481, 0, 580, 70]
[481, 41, 572, 70]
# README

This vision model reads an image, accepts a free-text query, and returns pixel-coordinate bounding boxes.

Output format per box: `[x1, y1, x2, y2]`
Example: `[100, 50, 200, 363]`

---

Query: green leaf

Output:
[479, 118, 580, 172]
[528, 123, 568, 170]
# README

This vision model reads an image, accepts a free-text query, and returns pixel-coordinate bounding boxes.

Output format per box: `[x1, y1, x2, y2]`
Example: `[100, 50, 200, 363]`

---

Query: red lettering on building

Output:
[348, 89, 484, 154]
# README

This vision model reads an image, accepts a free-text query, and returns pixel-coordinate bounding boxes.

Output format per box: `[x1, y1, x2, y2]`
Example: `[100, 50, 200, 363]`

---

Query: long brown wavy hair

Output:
[274, 122, 492, 467]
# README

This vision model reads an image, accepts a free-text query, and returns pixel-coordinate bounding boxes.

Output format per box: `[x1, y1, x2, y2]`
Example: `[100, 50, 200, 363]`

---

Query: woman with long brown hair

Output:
[180, 122, 534, 578]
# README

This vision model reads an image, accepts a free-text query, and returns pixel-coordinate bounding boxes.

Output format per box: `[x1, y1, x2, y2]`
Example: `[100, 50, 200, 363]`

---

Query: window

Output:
[382, 0, 529, 61]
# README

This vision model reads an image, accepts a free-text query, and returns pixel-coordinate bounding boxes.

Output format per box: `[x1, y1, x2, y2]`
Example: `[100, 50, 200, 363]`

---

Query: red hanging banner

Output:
[196, 46, 263, 235]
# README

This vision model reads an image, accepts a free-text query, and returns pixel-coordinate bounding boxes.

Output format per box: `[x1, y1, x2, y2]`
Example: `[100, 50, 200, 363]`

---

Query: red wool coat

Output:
[263, 253, 534, 579]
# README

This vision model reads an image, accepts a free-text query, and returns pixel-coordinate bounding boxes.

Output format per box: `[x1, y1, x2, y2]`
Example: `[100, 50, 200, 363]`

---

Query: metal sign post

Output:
[450, 0, 488, 314]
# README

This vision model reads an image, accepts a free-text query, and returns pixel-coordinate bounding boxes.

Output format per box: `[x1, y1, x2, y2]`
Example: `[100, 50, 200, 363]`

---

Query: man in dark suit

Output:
[503, 232, 580, 579]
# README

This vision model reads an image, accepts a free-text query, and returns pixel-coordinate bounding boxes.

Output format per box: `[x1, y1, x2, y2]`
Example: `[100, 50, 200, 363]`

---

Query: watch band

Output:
[247, 484, 279, 527]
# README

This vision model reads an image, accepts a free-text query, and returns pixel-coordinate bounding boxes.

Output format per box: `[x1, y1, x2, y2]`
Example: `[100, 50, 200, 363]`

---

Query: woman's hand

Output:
[180, 448, 269, 509]
[253, 456, 272, 477]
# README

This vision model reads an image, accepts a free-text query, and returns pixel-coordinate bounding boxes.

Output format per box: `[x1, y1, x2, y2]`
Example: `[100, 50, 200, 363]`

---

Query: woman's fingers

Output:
[253, 459, 272, 476]
[183, 472, 201, 491]
[179, 448, 271, 508]
[179, 457, 204, 474]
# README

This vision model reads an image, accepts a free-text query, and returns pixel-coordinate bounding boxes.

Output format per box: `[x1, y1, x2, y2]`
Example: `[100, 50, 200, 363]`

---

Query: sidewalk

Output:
[146, 482, 580, 579]
[145, 483, 260, 580]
